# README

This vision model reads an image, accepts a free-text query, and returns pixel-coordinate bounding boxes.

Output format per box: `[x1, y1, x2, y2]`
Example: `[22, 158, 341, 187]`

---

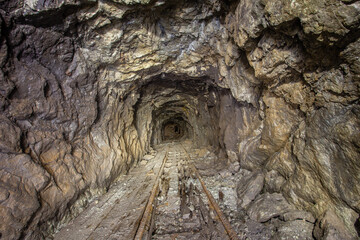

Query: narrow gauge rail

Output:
[134, 147, 241, 240]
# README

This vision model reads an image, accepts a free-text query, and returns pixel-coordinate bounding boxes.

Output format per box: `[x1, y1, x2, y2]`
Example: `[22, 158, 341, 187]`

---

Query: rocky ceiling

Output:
[0, 0, 359, 239]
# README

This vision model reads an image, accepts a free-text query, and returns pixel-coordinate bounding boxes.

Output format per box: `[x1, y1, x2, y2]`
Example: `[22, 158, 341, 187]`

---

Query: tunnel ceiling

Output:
[0, 0, 359, 239]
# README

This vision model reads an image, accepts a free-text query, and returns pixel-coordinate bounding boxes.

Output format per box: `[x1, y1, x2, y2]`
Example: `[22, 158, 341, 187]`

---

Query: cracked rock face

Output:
[0, 0, 359, 239]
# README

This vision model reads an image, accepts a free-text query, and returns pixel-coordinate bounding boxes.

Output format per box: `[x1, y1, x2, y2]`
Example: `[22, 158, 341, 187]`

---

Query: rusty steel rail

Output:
[181, 146, 241, 240]
[134, 151, 168, 240]
[191, 165, 240, 240]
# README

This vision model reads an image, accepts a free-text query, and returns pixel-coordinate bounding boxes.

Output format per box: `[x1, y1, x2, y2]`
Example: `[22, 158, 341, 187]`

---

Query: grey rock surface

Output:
[237, 170, 264, 209]
[264, 170, 285, 193]
[272, 220, 314, 240]
[281, 210, 316, 223]
[313, 210, 356, 240]
[247, 193, 294, 223]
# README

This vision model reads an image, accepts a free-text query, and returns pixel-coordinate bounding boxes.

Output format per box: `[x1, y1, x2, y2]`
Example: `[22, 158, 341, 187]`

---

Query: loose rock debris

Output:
[54, 143, 322, 240]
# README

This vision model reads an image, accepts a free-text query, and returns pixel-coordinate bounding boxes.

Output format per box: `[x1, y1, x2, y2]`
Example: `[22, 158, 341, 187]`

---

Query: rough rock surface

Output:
[247, 193, 294, 223]
[273, 220, 314, 240]
[0, 0, 359, 239]
[281, 210, 316, 223]
[236, 170, 264, 209]
[314, 210, 356, 240]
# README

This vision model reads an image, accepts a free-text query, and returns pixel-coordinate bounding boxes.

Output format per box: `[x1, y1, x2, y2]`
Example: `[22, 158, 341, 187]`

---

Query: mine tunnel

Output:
[136, 78, 222, 150]
[161, 120, 185, 142]
[0, 0, 360, 240]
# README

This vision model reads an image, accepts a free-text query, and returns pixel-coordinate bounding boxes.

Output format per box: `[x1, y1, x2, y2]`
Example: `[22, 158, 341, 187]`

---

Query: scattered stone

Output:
[142, 154, 154, 161]
[237, 170, 264, 209]
[219, 170, 232, 178]
[313, 210, 355, 240]
[189, 205, 195, 212]
[264, 170, 285, 193]
[281, 210, 316, 223]
[273, 220, 314, 240]
[0, 116, 21, 153]
[247, 193, 294, 222]
[229, 161, 240, 174]
[227, 150, 238, 163]
[0, 188, 9, 202]
[240, 218, 275, 240]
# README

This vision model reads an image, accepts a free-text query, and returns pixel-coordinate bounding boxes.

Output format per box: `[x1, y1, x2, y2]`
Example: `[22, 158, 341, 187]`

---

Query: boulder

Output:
[281, 210, 316, 223]
[272, 220, 314, 240]
[264, 170, 285, 193]
[237, 170, 264, 209]
[247, 193, 294, 222]
[313, 210, 355, 240]
[0, 116, 21, 153]
[142, 154, 154, 161]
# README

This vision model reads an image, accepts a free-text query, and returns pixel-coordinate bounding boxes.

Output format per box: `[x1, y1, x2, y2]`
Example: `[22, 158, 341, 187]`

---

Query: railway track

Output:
[134, 145, 241, 240]
[54, 144, 241, 240]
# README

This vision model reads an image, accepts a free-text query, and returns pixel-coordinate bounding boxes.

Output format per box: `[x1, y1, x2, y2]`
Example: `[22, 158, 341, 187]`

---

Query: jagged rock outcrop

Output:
[0, 0, 359, 239]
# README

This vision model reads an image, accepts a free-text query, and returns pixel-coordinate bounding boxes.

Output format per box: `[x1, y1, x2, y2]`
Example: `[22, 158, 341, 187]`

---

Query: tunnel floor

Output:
[53, 142, 239, 239]
[54, 142, 316, 240]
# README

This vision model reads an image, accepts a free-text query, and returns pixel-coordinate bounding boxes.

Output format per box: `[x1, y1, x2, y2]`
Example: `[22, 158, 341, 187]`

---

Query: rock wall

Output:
[0, 0, 359, 239]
